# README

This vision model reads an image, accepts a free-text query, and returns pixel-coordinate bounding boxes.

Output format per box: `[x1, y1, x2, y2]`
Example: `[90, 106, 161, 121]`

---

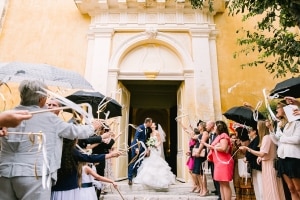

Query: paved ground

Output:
[101, 174, 236, 200]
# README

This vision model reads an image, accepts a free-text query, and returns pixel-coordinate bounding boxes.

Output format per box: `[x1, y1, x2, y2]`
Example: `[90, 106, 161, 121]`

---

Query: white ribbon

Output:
[213, 147, 234, 165]
[8, 131, 50, 189]
[128, 124, 143, 132]
[40, 88, 93, 125]
[40, 133, 51, 189]
[175, 114, 188, 120]
[133, 140, 147, 169]
[263, 88, 279, 121]
[253, 100, 263, 121]
[269, 89, 290, 99]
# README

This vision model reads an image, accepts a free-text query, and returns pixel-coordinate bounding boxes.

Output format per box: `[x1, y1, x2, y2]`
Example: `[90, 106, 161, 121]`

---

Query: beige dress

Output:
[233, 142, 255, 200]
[260, 135, 285, 200]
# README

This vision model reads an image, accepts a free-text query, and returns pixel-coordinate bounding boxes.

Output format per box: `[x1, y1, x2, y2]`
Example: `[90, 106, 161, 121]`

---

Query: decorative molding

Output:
[157, 0, 166, 9]
[143, 71, 159, 79]
[117, 71, 184, 80]
[87, 28, 115, 39]
[189, 28, 211, 37]
[109, 31, 194, 70]
[118, 0, 127, 9]
[74, 0, 226, 16]
[145, 27, 158, 39]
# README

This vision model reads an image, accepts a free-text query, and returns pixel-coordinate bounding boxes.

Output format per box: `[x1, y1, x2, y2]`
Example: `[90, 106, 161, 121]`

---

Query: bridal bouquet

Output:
[146, 137, 157, 149]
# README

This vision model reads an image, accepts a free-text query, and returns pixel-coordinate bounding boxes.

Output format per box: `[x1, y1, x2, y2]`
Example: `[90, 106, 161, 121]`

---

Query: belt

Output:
[81, 182, 93, 188]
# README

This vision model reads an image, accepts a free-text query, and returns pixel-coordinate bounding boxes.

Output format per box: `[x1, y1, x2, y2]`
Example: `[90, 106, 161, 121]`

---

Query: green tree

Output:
[190, 0, 300, 78]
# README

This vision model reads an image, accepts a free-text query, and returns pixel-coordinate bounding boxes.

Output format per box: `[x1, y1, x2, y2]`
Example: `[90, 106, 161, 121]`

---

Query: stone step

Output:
[102, 194, 219, 200]
[101, 179, 222, 200]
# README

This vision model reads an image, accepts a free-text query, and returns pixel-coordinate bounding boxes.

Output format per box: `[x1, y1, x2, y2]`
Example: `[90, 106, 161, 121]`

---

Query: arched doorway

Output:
[122, 80, 181, 175]
[109, 36, 195, 182]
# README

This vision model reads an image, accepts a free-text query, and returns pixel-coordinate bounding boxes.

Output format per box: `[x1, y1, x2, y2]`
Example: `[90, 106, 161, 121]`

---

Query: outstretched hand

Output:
[0, 127, 7, 137]
[107, 150, 123, 159]
[112, 181, 118, 189]
[284, 96, 300, 107]
[0, 110, 32, 128]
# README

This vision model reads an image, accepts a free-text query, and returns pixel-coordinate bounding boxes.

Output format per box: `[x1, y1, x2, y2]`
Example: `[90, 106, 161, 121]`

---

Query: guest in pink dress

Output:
[202, 120, 234, 200]
[242, 120, 285, 200]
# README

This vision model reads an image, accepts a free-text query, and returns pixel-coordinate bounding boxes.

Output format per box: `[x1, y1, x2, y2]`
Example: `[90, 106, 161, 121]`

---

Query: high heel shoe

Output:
[191, 187, 197, 193]
[194, 188, 201, 193]
[199, 191, 209, 197]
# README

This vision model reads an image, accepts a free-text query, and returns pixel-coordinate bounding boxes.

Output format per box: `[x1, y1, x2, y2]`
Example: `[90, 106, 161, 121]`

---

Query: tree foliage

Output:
[190, 0, 300, 78]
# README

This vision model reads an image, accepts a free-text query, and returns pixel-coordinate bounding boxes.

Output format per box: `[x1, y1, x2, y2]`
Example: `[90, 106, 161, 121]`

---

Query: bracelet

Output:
[248, 148, 251, 153]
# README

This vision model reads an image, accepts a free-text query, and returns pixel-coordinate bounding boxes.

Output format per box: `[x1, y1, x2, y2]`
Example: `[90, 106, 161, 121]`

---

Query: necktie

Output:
[209, 133, 215, 144]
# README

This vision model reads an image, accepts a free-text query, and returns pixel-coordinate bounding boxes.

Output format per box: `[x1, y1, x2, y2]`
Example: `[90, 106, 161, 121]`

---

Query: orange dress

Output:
[208, 133, 234, 181]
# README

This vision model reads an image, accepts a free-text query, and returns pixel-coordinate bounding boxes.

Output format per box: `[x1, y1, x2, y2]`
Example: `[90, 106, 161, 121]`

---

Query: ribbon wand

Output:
[115, 187, 125, 200]
[29, 106, 70, 114]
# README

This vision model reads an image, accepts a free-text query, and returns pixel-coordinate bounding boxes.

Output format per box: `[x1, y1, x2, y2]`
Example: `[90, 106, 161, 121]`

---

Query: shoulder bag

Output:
[192, 147, 206, 157]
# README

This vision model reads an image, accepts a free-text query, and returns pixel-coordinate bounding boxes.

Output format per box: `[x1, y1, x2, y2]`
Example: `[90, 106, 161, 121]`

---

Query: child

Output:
[78, 162, 118, 200]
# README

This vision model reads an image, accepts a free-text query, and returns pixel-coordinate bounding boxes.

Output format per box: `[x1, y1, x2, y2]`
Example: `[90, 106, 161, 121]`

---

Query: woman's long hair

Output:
[215, 120, 229, 135]
[277, 101, 288, 129]
[257, 120, 269, 147]
[199, 121, 207, 132]
[77, 162, 87, 188]
[57, 138, 78, 179]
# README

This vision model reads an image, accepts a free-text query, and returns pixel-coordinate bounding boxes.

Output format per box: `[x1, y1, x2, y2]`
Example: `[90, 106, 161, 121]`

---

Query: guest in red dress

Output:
[202, 120, 234, 200]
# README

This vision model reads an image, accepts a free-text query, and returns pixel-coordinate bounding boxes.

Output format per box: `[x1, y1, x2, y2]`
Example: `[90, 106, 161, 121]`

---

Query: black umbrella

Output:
[65, 90, 122, 119]
[223, 106, 265, 128]
[269, 76, 300, 98]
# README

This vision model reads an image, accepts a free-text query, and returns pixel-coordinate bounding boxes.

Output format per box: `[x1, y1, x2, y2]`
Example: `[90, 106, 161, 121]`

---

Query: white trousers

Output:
[252, 169, 264, 200]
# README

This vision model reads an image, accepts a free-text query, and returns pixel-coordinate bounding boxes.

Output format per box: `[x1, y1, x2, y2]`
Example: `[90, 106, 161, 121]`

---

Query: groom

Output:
[128, 117, 152, 185]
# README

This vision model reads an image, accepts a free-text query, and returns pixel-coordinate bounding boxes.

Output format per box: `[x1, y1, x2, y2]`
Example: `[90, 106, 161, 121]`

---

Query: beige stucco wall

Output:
[215, 10, 289, 114]
[0, 0, 89, 75]
[0, 0, 292, 113]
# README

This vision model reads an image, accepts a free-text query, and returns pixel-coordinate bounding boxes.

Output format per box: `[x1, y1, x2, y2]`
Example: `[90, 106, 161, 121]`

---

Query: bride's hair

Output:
[153, 122, 166, 142]
[153, 122, 159, 130]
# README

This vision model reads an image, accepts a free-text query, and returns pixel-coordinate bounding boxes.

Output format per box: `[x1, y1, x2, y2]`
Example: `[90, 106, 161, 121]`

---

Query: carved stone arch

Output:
[109, 31, 194, 73]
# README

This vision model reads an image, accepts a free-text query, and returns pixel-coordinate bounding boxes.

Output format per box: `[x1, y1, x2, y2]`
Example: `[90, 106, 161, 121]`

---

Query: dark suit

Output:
[128, 124, 149, 181]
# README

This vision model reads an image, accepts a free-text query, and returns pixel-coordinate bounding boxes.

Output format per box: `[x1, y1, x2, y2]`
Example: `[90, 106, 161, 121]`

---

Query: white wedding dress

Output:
[133, 136, 176, 189]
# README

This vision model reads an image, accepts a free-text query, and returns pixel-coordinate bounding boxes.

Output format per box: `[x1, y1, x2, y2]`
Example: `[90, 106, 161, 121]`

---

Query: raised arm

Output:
[85, 166, 118, 189]
[0, 110, 32, 128]
[176, 118, 193, 135]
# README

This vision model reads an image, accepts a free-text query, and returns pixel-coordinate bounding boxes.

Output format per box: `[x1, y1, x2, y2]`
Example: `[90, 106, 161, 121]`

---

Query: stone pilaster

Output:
[85, 28, 114, 94]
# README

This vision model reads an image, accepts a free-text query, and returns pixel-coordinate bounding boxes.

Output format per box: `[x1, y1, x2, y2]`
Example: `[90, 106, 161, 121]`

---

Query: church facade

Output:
[0, 0, 283, 181]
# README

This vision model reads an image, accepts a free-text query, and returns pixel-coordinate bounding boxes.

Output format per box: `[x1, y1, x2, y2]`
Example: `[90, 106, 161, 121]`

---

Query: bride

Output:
[133, 122, 176, 189]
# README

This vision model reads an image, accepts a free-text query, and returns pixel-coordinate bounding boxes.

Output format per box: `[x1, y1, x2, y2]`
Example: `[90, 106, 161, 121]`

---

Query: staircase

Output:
[101, 174, 225, 200]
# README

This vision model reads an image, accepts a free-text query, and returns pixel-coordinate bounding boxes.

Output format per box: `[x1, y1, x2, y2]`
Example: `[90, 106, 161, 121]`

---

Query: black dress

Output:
[192, 133, 207, 175]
